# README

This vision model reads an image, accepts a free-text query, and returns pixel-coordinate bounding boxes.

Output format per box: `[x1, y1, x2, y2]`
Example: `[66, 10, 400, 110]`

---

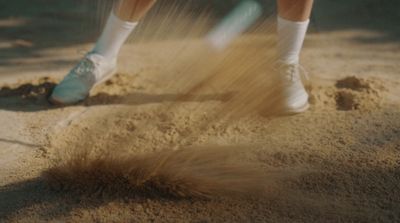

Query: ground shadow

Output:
[0, 80, 232, 112]
[1, 161, 399, 222]
[0, 179, 59, 221]
[0, 0, 100, 65]
[0, 177, 185, 222]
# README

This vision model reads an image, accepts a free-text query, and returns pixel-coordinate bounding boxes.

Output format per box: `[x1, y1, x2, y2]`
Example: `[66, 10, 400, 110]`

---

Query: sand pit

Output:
[1, 34, 400, 221]
[1, 2, 400, 221]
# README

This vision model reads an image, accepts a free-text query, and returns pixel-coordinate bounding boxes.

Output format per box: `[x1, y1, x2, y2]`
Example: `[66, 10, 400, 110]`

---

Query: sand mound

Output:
[334, 76, 385, 111]
[335, 76, 371, 91]
[310, 76, 385, 111]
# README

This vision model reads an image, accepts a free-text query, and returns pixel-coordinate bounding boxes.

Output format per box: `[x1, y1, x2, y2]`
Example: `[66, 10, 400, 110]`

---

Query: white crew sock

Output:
[93, 12, 138, 60]
[277, 16, 310, 64]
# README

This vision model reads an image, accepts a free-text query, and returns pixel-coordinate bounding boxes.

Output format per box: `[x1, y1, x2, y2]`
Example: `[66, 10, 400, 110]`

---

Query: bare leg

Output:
[49, 0, 157, 105]
[278, 0, 313, 22]
[114, 0, 157, 22]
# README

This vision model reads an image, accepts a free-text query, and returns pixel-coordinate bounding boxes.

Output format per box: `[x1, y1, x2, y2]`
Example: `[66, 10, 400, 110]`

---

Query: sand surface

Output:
[1, 1, 400, 221]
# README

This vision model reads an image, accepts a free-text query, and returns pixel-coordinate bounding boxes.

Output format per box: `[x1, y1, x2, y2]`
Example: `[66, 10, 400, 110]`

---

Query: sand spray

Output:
[44, 0, 286, 198]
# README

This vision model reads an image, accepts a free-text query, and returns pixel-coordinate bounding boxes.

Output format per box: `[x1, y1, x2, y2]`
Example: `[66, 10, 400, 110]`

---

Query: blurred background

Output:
[1, 0, 400, 47]
[0, 0, 399, 80]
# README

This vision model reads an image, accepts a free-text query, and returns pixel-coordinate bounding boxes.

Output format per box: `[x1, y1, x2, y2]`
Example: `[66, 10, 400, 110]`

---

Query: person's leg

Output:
[114, 0, 156, 22]
[277, 0, 313, 64]
[93, 0, 156, 60]
[50, 0, 156, 105]
[275, 0, 314, 114]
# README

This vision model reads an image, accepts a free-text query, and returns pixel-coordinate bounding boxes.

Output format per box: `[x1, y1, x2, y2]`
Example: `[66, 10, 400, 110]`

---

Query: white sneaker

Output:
[276, 62, 310, 114]
[49, 53, 117, 105]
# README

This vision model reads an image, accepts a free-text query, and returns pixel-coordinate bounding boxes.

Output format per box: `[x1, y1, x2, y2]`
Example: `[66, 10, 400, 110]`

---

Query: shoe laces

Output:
[72, 54, 102, 77]
[274, 61, 310, 85]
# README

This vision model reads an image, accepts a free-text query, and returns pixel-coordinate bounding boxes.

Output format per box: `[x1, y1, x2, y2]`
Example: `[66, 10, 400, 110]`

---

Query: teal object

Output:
[206, 0, 263, 50]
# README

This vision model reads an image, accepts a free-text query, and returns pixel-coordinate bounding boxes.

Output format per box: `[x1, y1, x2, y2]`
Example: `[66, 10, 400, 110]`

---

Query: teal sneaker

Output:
[49, 53, 117, 105]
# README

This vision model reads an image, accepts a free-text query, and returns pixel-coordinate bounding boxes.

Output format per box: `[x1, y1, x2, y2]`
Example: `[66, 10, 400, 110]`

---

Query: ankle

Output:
[92, 12, 138, 60]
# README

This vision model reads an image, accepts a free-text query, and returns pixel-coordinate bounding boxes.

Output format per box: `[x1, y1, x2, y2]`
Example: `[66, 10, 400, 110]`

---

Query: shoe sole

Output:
[48, 67, 117, 106]
[282, 102, 310, 115]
